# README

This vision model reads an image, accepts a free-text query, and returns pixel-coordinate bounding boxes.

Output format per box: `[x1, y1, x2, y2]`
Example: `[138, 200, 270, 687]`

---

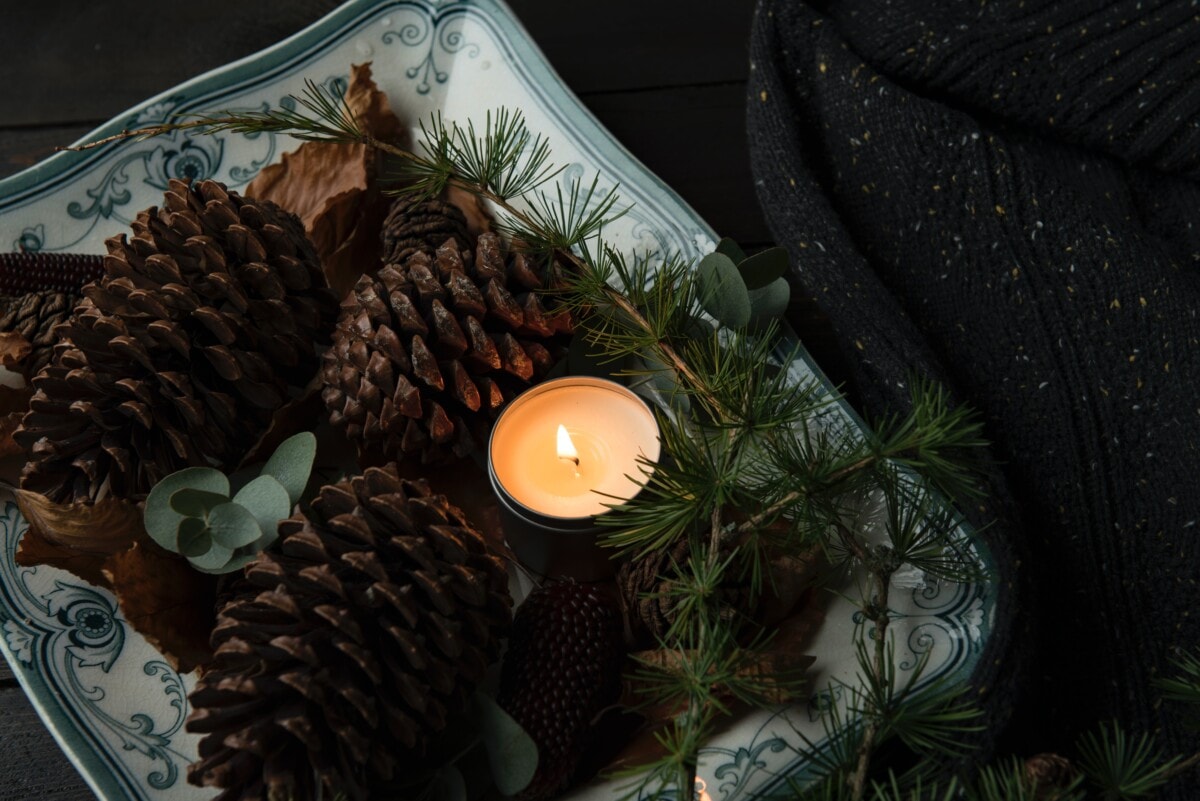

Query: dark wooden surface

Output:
[0, 2, 785, 799]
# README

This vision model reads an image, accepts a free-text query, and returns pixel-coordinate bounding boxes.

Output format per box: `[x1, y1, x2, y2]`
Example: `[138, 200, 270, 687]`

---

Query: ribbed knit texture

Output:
[747, 0, 1200, 796]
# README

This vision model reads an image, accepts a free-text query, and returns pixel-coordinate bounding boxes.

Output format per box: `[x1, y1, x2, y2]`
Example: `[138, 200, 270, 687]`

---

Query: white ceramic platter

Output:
[0, 1, 996, 799]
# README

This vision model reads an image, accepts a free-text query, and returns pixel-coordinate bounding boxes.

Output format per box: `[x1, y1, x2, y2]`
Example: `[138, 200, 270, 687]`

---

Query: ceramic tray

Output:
[0, 1, 996, 798]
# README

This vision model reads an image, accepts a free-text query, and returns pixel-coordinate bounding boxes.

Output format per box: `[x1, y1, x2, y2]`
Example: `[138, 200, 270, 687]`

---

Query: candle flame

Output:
[556, 424, 579, 465]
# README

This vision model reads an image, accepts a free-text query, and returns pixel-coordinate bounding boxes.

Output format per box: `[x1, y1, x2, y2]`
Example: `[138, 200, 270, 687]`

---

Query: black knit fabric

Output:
[747, 0, 1200, 796]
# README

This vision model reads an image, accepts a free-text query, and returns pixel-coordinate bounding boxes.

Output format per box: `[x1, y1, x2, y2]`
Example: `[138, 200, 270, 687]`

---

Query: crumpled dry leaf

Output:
[444, 185, 494, 240]
[103, 540, 217, 673]
[13, 489, 142, 589]
[0, 332, 31, 369]
[247, 62, 405, 300]
[236, 374, 327, 470]
[11, 486, 219, 672]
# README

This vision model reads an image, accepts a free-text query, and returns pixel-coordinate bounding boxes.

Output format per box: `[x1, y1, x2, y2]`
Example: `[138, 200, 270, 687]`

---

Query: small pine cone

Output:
[322, 229, 572, 465]
[616, 538, 756, 648]
[380, 195, 471, 265]
[0, 251, 105, 295]
[186, 465, 512, 801]
[1024, 753, 1078, 799]
[497, 582, 625, 800]
[0, 290, 80, 375]
[15, 178, 338, 503]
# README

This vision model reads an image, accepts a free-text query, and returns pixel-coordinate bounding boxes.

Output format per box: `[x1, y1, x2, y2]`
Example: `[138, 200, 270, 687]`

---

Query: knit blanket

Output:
[746, 1, 1200, 795]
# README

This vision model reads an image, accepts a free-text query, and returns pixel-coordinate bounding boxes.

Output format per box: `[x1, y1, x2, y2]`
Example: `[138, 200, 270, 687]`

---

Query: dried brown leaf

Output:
[247, 62, 405, 299]
[759, 546, 826, 628]
[103, 540, 217, 673]
[0, 332, 30, 369]
[12, 489, 142, 589]
[236, 374, 326, 469]
[444, 185, 494, 240]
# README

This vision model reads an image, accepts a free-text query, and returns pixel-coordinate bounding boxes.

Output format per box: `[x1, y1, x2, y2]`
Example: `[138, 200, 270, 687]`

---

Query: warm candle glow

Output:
[556, 424, 579, 466]
[490, 378, 660, 518]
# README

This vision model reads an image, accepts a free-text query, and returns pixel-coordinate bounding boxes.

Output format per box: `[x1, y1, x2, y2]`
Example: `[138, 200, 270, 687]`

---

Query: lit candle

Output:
[487, 377, 661, 580]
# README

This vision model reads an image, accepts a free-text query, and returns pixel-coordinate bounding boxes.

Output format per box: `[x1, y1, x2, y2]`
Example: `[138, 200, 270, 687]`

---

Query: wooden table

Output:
[0, 2, 840, 798]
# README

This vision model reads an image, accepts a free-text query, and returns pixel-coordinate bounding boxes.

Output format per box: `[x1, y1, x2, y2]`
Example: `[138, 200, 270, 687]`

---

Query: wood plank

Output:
[581, 83, 770, 247]
[0, 126, 97, 181]
[0, 688, 94, 800]
[0, 1, 345, 127]
[507, 0, 753, 92]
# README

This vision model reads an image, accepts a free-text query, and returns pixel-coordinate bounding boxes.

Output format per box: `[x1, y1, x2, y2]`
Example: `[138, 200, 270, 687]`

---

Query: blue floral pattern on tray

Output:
[0, 1, 997, 799]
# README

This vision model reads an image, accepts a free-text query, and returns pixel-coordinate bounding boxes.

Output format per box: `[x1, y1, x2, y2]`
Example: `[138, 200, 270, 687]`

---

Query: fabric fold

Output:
[747, 1, 1200, 796]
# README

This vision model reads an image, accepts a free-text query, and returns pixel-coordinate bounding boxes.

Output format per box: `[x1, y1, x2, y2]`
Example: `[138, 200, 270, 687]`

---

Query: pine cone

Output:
[0, 290, 79, 375]
[1024, 753, 1078, 799]
[497, 582, 625, 800]
[187, 465, 512, 801]
[617, 537, 756, 647]
[380, 195, 471, 265]
[14, 178, 337, 503]
[322, 227, 572, 465]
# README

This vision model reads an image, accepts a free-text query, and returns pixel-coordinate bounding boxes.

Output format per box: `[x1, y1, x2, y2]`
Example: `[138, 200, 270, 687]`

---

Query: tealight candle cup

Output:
[487, 376, 660, 581]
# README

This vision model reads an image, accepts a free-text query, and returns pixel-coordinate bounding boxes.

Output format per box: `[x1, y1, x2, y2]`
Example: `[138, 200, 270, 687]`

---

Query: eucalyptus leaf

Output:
[715, 236, 747, 264]
[473, 692, 537, 795]
[206, 503, 264, 550]
[261, 431, 317, 505]
[187, 538, 233, 571]
[193, 550, 258, 576]
[737, 246, 789, 290]
[144, 467, 230, 551]
[175, 517, 212, 558]
[748, 276, 791, 326]
[169, 488, 230, 518]
[232, 475, 291, 550]
[696, 252, 750, 328]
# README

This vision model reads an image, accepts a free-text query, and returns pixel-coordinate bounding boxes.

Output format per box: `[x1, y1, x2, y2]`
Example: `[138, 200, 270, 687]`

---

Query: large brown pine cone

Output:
[322, 227, 572, 465]
[14, 178, 337, 503]
[187, 465, 512, 801]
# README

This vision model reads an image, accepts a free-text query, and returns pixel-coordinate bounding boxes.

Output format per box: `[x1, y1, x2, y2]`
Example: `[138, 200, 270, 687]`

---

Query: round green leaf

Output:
[206, 502, 264, 550]
[715, 236, 747, 265]
[187, 538, 233, 571]
[232, 475, 291, 550]
[193, 550, 258, 575]
[696, 252, 750, 328]
[261, 432, 317, 505]
[169, 488, 229, 518]
[737, 246, 789, 290]
[175, 517, 212, 558]
[748, 276, 791, 326]
[473, 692, 537, 795]
[144, 467, 230, 551]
